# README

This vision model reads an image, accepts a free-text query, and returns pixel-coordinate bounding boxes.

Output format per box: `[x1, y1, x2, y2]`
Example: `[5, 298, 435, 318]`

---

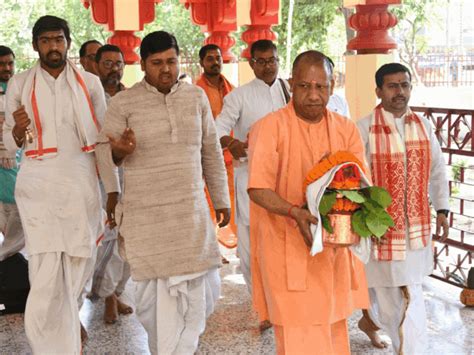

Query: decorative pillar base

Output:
[347, 4, 398, 54]
[108, 31, 141, 64]
[241, 24, 277, 59]
[205, 31, 236, 63]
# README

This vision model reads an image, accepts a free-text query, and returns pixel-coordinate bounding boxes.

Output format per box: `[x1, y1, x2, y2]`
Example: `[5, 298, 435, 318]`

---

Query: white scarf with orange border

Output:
[20, 59, 101, 159]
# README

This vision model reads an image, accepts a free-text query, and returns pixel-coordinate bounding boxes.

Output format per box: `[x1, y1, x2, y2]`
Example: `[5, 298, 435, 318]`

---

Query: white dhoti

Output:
[91, 238, 131, 298]
[135, 268, 220, 355]
[234, 164, 252, 294]
[367, 284, 427, 354]
[25, 252, 95, 354]
[0, 201, 25, 261]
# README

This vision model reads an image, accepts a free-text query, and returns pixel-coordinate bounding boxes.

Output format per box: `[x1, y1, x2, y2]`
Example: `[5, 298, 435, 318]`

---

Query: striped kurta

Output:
[96, 79, 230, 281]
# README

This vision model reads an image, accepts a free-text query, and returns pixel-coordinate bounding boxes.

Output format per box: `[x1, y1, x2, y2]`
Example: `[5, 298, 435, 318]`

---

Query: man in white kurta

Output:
[0, 45, 25, 262]
[356, 63, 449, 354]
[3, 16, 105, 354]
[96, 31, 230, 355]
[87, 44, 132, 325]
[215, 40, 289, 294]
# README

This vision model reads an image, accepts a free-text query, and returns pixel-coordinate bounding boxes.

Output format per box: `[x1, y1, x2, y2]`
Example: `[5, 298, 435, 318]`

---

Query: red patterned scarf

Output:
[369, 105, 431, 261]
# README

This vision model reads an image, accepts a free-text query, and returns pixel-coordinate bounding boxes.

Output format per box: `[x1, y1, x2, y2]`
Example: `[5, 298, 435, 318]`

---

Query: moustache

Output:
[393, 96, 406, 101]
[0, 70, 11, 75]
[211, 64, 220, 69]
[47, 51, 62, 58]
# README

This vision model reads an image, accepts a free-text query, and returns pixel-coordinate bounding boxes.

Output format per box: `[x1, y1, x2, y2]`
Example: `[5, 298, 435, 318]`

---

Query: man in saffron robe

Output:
[195, 44, 236, 249]
[356, 63, 449, 354]
[247, 51, 368, 354]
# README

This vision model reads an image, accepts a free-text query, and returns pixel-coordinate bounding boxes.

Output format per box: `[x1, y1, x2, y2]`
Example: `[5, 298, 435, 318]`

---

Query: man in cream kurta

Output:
[2, 16, 105, 354]
[96, 31, 230, 355]
[248, 51, 368, 354]
[215, 40, 289, 295]
[356, 63, 449, 354]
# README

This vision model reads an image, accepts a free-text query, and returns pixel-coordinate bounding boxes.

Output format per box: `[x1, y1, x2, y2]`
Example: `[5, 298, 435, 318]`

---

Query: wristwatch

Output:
[437, 209, 450, 217]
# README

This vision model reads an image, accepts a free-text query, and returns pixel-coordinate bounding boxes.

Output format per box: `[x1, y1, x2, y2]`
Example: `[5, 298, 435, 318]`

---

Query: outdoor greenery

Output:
[0, 0, 447, 80]
[391, 0, 443, 83]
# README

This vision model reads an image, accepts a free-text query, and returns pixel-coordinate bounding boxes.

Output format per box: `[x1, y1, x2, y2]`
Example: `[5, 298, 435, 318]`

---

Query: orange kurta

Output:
[196, 74, 237, 244]
[248, 102, 369, 329]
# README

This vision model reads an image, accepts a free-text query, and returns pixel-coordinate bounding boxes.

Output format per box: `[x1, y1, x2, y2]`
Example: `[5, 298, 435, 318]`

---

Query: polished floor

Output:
[0, 249, 472, 355]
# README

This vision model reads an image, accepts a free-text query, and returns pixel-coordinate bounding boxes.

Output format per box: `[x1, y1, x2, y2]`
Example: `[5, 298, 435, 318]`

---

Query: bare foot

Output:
[116, 297, 133, 315]
[80, 322, 88, 344]
[358, 316, 388, 349]
[259, 320, 272, 333]
[104, 294, 118, 324]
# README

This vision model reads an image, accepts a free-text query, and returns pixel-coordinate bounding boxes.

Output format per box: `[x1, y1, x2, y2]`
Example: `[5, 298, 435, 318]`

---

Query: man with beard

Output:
[95, 44, 126, 103]
[89, 43, 133, 324]
[96, 31, 230, 354]
[247, 50, 368, 354]
[356, 63, 449, 354]
[79, 39, 101, 75]
[195, 44, 236, 256]
[0, 46, 25, 262]
[215, 40, 290, 304]
[3, 16, 106, 353]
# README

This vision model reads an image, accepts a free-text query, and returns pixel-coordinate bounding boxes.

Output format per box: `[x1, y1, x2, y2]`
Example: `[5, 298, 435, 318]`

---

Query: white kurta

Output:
[357, 109, 449, 287]
[357, 108, 449, 354]
[215, 78, 288, 293]
[3, 64, 106, 354]
[327, 92, 350, 118]
[3, 66, 106, 258]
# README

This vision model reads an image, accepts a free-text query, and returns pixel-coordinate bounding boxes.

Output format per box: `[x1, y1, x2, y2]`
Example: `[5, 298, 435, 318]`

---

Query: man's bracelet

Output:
[12, 130, 25, 144]
[288, 205, 298, 219]
[437, 209, 449, 217]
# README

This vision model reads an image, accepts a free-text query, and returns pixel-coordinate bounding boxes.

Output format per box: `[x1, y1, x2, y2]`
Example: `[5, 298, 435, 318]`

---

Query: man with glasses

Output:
[79, 39, 101, 75]
[88, 44, 132, 325]
[95, 44, 126, 103]
[215, 41, 289, 312]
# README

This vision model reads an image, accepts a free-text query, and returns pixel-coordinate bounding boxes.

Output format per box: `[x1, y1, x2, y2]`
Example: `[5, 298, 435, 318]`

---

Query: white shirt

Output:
[3, 65, 106, 257]
[215, 78, 289, 141]
[214, 77, 288, 226]
[327, 92, 350, 118]
[357, 108, 450, 287]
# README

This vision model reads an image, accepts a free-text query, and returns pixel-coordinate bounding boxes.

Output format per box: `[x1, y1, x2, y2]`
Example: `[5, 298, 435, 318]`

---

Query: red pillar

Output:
[241, 0, 279, 59]
[82, 0, 163, 64]
[346, 0, 400, 54]
[181, 0, 237, 63]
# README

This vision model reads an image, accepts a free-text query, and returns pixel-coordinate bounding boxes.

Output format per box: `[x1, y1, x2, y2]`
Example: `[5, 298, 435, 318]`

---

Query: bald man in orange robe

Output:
[196, 44, 236, 247]
[248, 51, 369, 354]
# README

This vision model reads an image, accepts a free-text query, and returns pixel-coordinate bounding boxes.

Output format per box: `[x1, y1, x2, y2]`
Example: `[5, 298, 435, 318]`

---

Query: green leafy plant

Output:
[319, 186, 394, 238]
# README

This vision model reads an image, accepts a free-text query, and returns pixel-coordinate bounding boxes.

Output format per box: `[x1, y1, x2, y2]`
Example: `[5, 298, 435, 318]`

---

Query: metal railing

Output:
[411, 106, 473, 288]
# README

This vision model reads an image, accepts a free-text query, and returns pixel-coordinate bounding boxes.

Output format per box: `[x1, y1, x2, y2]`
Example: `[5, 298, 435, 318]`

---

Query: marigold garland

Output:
[303, 151, 363, 191]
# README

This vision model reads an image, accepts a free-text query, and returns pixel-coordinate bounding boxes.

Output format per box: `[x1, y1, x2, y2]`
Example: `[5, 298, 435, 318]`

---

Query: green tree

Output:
[0, 0, 107, 71]
[391, 0, 443, 84]
[144, 0, 205, 79]
[274, 0, 341, 75]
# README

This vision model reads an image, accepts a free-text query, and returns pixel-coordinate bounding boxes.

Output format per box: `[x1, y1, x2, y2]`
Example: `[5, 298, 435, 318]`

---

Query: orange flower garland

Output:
[303, 151, 363, 191]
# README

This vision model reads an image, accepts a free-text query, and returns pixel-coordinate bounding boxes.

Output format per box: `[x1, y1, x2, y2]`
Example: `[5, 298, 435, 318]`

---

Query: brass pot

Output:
[322, 212, 360, 247]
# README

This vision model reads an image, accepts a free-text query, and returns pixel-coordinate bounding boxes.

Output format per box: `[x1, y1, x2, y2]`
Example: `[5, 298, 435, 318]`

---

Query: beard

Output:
[104, 72, 121, 86]
[40, 50, 67, 69]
